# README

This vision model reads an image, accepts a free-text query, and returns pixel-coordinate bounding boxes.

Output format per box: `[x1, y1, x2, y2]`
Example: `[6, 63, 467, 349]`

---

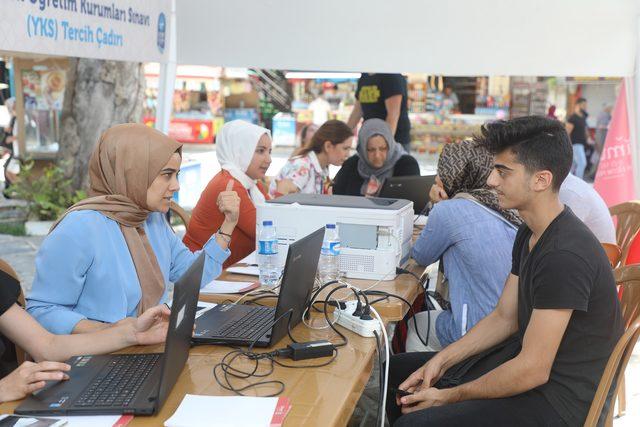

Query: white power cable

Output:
[369, 305, 389, 427]
[341, 280, 390, 427]
[301, 294, 345, 330]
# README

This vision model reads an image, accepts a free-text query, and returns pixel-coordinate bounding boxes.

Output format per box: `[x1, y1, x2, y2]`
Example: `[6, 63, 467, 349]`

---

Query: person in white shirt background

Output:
[559, 173, 616, 244]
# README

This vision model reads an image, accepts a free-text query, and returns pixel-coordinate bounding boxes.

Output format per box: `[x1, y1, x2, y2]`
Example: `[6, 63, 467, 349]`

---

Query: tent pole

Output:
[156, 0, 177, 134]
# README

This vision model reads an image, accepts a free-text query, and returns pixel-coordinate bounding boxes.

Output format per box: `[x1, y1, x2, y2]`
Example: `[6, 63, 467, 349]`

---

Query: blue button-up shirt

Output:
[412, 198, 517, 346]
[27, 210, 229, 334]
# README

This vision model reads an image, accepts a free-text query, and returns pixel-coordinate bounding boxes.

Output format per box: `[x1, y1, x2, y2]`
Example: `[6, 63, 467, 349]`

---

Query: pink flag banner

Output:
[594, 81, 636, 206]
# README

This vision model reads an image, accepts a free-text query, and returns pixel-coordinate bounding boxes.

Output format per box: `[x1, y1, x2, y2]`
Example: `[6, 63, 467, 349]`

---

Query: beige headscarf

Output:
[51, 123, 182, 314]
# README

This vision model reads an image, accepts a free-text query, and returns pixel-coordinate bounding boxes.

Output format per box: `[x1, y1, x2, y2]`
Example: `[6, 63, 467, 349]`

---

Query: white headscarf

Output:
[216, 120, 271, 204]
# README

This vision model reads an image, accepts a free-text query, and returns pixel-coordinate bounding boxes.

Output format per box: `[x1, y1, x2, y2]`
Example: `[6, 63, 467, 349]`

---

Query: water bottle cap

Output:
[326, 224, 336, 229]
[263, 220, 273, 226]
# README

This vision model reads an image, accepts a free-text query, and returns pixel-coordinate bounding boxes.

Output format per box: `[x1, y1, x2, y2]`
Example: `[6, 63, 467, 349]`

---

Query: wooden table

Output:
[0, 314, 379, 427]
[1, 226, 429, 425]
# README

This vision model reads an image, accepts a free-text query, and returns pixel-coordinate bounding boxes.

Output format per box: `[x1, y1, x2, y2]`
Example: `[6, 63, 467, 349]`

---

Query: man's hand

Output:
[217, 180, 240, 225]
[398, 354, 447, 403]
[399, 386, 459, 414]
[0, 361, 70, 403]
[132, 304, 171, 345]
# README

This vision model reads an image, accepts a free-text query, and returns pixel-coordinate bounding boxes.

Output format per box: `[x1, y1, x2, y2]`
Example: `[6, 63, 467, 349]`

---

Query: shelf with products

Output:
[510, 82, 531, 118]
[529, 82, 548, 116]
[409, 112, 483, 153]
[475, 76, 510, 117]
[408, 81, 428, 113]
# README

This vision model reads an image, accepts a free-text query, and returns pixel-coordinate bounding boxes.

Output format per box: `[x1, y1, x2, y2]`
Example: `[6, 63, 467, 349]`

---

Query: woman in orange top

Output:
[183, 120, 272, 267]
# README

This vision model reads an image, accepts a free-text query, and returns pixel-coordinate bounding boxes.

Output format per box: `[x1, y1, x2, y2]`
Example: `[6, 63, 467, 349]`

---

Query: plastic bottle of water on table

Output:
[258, 220, 280, 287]
[318, 223, 341, 283]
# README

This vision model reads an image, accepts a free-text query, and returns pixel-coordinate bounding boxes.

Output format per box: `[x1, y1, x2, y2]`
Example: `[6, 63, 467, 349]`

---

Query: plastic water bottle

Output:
[318, 224, 341, 283]
[258, 220, 280, 287]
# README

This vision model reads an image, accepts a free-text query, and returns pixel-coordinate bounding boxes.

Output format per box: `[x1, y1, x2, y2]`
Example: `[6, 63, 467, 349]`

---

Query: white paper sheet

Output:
[200, 280, 258, 294]
[12, 415, 123, 427]
[225, 265, 260, 276]
[0, 415, 67, 427]
[164, 394, 278, 427]
[238, 251, 257, 265]
[56, 416, 121, 427]
[413, 214, 428, 226]
[225, 251, 259, 276]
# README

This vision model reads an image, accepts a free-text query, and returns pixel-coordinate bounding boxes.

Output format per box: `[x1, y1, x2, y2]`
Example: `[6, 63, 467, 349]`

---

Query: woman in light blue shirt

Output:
[27, 124, 241, 335]
[408, 140, 522, 352]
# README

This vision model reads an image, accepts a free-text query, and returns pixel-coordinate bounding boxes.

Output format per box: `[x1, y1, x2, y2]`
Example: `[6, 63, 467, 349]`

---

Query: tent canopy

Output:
[177, 0, 638, 76]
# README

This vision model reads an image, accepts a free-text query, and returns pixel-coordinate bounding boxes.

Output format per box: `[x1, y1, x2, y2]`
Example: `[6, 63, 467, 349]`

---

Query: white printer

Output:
[256, 194, 414, 280]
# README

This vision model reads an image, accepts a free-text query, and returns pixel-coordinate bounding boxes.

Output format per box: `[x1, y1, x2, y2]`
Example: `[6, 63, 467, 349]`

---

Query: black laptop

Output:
[193, 227, 324, 348]
[15, 254, 205, 416]
[378, 174, 436, 215]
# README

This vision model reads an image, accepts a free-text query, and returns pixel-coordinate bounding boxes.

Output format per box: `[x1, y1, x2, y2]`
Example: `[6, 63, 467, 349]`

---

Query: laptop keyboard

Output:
[215, 306, 276, 341]
[74, 354, 161, 408]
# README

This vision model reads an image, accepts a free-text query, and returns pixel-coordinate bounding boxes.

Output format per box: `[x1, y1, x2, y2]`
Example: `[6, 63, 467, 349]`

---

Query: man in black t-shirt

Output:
[386, 116, 623, 426]
[566, 97, 592, 179]
[347, 73, 411, 152]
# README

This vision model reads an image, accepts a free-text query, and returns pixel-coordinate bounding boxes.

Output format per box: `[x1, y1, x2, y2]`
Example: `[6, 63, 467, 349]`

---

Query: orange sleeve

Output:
[183, 174, 226, 251]
[234, 182, 258, 240]
[184, 172, 268, 254]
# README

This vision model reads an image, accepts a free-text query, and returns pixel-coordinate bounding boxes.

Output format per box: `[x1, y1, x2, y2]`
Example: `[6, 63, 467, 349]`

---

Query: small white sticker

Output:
[176, 305, 186, 329]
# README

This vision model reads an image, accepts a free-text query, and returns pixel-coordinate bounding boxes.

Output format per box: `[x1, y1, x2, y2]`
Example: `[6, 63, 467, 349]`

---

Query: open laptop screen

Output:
[156, 254, 204, 407]
[378, 175, 436, 215]
[269, 227, 324, 345]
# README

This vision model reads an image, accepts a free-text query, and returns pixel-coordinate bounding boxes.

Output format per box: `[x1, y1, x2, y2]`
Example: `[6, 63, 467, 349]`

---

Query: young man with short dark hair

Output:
[386, 116, 623, 426]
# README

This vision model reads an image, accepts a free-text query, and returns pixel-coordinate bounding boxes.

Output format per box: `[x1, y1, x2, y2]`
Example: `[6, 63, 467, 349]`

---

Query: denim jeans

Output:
[572, 144, 587, 179]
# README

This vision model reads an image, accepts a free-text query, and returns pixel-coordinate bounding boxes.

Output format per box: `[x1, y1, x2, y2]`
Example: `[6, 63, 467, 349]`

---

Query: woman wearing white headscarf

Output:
[184, 120, 272, 267]
[333, 118, 419, 196]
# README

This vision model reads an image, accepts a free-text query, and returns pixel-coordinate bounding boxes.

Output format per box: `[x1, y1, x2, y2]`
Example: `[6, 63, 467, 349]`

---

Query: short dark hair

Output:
[475, 116, 572, 191]
[576, 97, 587, 104]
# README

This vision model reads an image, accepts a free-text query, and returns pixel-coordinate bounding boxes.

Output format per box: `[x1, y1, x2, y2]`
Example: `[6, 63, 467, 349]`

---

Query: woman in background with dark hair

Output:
[270, 120, 353, 197]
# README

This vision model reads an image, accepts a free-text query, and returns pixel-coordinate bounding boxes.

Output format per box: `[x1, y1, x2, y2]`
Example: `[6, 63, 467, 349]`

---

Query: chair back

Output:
[584, 264, 640, 426]
[610, 201, 640, 265]
[584, 316, 640, 426]
[615, 265, 640, 329]
[0, 258, 26, 363]
[169, 201, 191, 229]
[602, 243, 621, 269]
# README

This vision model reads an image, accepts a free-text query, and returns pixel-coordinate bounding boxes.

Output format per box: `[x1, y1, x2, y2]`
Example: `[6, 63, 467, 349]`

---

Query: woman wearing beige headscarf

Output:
[26, 124, 240, 335]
